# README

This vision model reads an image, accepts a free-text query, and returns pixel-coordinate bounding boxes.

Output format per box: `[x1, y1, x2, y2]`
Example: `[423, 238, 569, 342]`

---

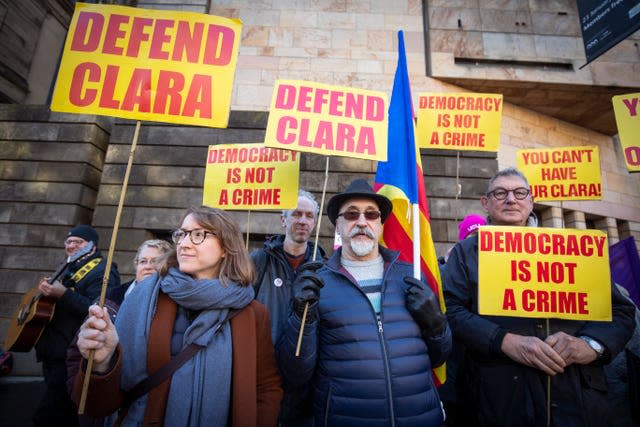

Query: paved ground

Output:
[0, 376, 45, 427]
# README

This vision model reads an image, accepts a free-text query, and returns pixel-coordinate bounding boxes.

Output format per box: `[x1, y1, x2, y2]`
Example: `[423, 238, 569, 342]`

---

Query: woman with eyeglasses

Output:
[74, 206, 283, 427]
[104, 239, 174, 305]
[65, 239, 173, 427]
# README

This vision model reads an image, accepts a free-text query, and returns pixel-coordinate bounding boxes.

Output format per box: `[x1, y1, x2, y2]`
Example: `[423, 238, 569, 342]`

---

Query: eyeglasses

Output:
[486, 187, 530, 200]
[64, 239, 85, 246]
[136, 258, 159, 267]
[171, 229, 215, 245]
[337, 210, 381, 221]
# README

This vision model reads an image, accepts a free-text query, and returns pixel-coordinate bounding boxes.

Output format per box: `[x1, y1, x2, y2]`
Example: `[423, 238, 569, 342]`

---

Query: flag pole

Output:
[412, 203, 420, 280]
[245, 210, 251, 250]
[312, 156, 330, 261]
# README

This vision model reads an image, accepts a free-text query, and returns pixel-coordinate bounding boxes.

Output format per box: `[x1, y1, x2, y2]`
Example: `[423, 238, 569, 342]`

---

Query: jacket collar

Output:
[263, 234, 326, 261]
[326, 245, 399, 271]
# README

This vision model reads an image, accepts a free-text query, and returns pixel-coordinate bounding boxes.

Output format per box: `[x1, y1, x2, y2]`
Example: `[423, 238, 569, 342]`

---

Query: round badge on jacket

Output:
[274, 278, 283, 287]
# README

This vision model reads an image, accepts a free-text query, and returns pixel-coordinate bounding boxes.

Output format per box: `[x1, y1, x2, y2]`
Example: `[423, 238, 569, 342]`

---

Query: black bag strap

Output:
[114, 343, 203, 427]
[251, 250, 269, 295]
[125, 343, 203, 406]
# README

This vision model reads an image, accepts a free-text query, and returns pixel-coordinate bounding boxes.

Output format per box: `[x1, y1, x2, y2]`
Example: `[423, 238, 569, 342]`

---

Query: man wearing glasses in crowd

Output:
[34, 225, 120, 427]
[443, 167, 635, 427]
[276, 178, 451, 427]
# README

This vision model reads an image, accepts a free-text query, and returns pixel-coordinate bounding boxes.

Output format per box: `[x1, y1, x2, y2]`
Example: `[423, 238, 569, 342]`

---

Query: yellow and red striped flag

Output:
[374, 30, 446, 385]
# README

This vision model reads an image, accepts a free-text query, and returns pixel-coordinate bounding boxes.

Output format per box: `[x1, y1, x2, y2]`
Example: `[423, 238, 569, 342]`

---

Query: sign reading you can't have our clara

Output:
[517, 146, 602, 201]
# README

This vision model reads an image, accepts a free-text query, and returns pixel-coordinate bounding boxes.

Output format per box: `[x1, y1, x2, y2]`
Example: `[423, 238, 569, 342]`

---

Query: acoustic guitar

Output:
[4, 242, 95, 352]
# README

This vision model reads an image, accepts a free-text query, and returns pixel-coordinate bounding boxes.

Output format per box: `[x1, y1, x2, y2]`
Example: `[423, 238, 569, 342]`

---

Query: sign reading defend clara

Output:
[51, 3, 241, 128]
[478, 227, 611, 321]
[264, 80, 389, 161]
[203, 143, 300, 210]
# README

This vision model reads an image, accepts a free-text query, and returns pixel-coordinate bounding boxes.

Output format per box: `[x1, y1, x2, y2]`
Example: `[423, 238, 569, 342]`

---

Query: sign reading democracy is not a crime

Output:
[51, 3, 241, 128]
[416, 92, 503, 152]
[478, 227, 612, 321]
[203, 143, 300, 210]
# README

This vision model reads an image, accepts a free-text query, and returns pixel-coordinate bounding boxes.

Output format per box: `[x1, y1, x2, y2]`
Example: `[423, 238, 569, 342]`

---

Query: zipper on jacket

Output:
[378, 263, 398, 427]
[323, 384, 333, 427]
[376, 315, 396, 427]
[330, 260, 398, 426]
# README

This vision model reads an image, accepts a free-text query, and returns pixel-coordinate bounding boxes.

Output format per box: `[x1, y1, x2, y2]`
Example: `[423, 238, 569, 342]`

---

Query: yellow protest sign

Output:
[264, 80, 388, 161]
[612, 93, 640, 173]
[517, 146, 602, 201]
[51, 3, 241, 128]
[416, 93, 503, 152]
[478, 227, 611, 321]
[203, 144, 300, 210]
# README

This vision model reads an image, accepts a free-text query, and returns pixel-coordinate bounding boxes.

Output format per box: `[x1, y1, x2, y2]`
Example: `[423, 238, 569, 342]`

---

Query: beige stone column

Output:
[564, 211, 586, 229]
[539, 206, 564, 228]
[594, 217, 619, 245]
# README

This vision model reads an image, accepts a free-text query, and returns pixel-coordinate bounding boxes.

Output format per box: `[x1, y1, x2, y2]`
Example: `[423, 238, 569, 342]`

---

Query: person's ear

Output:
[480, 195, 489, 212]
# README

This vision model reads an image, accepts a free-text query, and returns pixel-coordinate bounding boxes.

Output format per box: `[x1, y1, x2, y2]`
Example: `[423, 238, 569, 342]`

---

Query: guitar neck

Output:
[45, 242, 94, 284]
[47, 262, 70, 284]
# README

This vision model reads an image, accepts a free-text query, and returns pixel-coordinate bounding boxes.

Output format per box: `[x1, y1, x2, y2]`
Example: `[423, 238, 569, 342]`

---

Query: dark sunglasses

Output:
[337, 210, 381, 221]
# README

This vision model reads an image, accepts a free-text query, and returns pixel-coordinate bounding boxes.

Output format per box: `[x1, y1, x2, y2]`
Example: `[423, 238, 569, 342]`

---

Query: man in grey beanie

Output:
[33, 224, 120, 427]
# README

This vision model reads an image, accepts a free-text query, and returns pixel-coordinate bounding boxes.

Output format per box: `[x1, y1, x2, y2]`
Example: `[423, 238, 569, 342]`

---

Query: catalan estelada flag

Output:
[374, 30, 446, 385]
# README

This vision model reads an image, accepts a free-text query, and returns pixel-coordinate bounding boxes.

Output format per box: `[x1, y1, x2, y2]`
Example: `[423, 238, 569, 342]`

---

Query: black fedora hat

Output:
[326, 178, 392, 225]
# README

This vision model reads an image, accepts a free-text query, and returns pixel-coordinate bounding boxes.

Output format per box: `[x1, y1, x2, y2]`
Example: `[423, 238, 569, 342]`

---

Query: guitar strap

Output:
[71, 258, 102, 283]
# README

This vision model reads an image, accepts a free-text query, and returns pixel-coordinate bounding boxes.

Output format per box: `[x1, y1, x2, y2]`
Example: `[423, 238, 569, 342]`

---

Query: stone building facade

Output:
[1, 0, 639, 376]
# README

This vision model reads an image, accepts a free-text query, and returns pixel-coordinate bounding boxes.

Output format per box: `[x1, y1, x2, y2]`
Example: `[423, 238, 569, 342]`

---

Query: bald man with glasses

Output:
[276, 179, 451, 427]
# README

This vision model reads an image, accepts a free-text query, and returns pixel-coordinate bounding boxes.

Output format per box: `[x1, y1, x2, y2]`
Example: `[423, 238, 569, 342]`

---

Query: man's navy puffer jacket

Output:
[277, 246, 451, 427]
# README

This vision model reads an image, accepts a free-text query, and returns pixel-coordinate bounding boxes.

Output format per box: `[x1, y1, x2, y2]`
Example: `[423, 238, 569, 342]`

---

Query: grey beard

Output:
[348, 227, 376, 256]
[350, 238, 375, 256]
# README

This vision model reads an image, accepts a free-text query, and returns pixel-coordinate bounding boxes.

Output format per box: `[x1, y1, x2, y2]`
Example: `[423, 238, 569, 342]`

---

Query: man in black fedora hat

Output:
[33, 224, 120, 427]
[276, 178, 452, 427]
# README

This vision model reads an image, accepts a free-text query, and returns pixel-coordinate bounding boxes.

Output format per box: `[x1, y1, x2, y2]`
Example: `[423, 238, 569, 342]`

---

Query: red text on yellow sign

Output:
[612, 93, 640, 173]
[51, 3, 241, 128]
[264, 80, 388, 161]
[416, 93, 503, 152]
[478, 226, 611, 321]
[203, 143, 300, 210]
[517, 146, 602, 202]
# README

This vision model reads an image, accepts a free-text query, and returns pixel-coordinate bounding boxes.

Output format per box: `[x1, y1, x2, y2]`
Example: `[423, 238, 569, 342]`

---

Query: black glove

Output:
[404, 276, 447, 337]
[292, 261, 324, 321]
